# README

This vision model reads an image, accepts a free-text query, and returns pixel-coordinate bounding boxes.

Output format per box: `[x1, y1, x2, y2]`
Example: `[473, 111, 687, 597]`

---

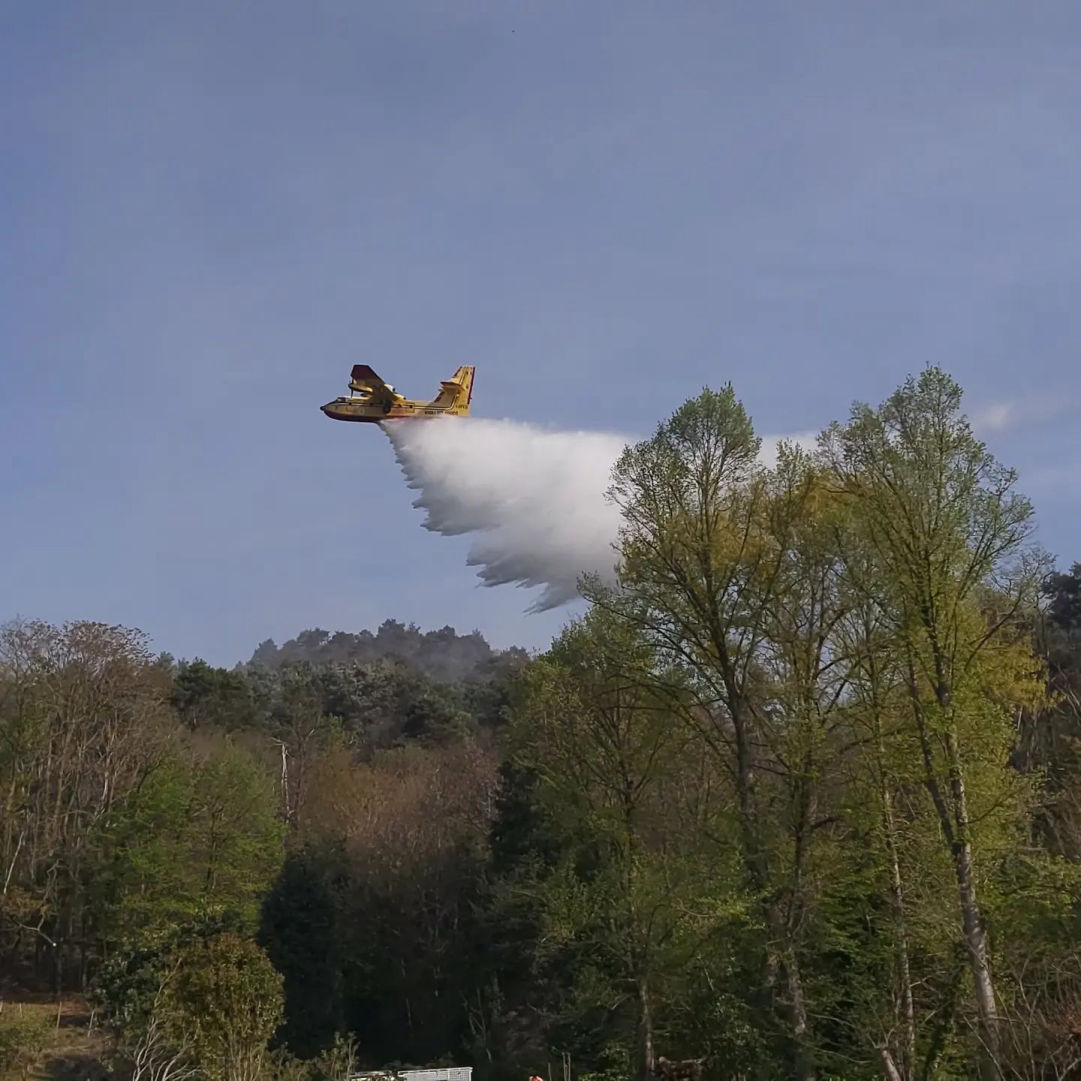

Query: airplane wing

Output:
[349, 364, 395, 401]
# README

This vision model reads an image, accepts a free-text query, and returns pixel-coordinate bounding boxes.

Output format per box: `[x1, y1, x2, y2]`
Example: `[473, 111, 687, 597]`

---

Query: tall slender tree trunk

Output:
[636, 976, 655, 1081]
[879, 1047, 904, 1081]
[883, 790, 916, 1078]
[911, 643, 1001, 1081]
[956, 849, 999, 1079]
[786, 767, 818, 1081]
[785, 948, 816, 1081]
[945, 738, 1000, 1081]
[918, 716, 1000, 1080]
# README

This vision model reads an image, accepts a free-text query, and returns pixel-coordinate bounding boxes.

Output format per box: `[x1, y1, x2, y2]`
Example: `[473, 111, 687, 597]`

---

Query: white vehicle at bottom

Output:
[351, 1069, 473, 1081]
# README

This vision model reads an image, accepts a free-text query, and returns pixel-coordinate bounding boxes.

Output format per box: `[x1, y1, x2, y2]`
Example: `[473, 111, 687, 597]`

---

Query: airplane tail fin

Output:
[432, 365, 475, 413]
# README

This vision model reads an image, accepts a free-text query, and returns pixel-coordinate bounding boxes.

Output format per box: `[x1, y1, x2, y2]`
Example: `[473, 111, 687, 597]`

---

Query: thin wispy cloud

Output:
[969, 393, 1073, 436]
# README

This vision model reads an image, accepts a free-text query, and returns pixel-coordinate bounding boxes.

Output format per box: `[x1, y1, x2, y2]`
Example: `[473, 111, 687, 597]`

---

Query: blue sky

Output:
[3, 1, 1080, 665]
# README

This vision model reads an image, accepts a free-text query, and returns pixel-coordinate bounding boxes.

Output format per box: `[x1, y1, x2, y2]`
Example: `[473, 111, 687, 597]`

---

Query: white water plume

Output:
[383, 417, 817, 612]
[384, 417, 628, 610]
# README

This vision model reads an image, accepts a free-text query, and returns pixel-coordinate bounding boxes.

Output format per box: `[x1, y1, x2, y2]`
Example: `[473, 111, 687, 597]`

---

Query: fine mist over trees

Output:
[3, 368, 1081, 1081]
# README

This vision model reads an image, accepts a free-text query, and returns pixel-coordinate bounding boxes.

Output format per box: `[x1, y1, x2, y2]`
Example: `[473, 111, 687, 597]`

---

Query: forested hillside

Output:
[247, 621, 528, 684]
[4, 369, 1081, 1081]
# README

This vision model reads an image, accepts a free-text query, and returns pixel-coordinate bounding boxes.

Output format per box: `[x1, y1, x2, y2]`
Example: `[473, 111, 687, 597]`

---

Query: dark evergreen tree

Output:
[259, 845, 346, 1057]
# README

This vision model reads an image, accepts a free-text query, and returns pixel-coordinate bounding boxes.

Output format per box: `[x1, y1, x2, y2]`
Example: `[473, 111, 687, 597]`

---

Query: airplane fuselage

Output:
[320, 397, 469, 422]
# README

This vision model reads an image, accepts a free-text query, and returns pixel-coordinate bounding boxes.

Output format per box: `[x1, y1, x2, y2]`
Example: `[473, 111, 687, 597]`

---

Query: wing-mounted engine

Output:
[348, 365, 400, 409]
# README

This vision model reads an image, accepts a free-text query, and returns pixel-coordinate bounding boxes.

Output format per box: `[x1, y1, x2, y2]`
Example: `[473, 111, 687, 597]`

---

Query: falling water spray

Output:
[384, 417, 628, 610]
[383, 416, 816, 611]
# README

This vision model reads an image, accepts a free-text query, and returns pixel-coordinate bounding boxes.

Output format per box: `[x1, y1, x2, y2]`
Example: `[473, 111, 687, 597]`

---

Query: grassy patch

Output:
[0, 1000, 108, 1081]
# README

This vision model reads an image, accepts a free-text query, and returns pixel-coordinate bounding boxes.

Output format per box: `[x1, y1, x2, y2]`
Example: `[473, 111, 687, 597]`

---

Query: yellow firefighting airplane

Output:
[321, 364, 475, 423]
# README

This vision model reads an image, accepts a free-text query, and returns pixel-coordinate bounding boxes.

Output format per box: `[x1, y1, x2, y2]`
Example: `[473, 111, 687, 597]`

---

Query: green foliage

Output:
[172, 659, 262, 730]
[505, 608, 748, 1080]
[310, 1033, 361, 1081]
[166, 933, 284, 1081]
[259, 846, 346, 1057]
[90, 912, 248, 1034]
[0, 1015, 49, 1079]
[590, 369, 1068, 1080]
[265, 1046, 314, 1081]
[577, 1041, 631, 1081]
[91, 737, 284, 936]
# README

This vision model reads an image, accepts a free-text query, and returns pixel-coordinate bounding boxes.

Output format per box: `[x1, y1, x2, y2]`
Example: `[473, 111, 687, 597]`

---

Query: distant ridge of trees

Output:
[247, 619, 529, 683]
